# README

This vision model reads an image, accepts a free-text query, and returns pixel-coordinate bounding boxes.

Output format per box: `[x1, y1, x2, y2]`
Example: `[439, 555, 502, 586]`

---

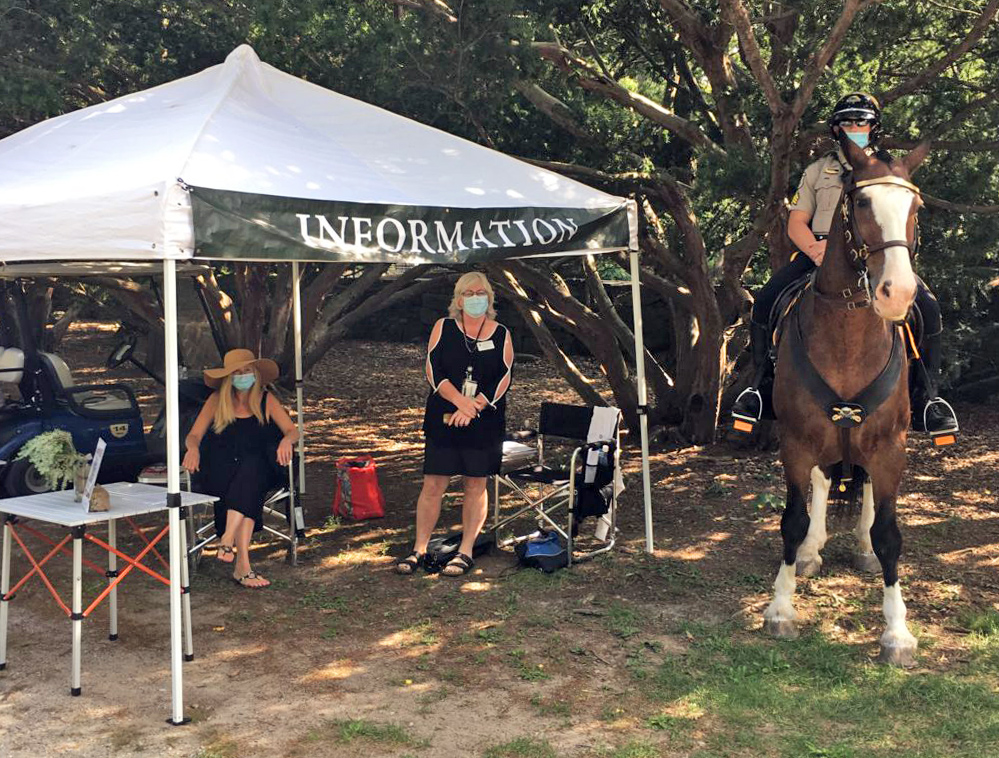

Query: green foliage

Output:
[15, 430, 86, 490]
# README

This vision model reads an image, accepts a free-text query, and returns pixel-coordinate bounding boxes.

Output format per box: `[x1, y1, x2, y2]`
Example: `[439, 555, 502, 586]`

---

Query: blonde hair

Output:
[448, 271, 496, 320]
[212, 367, 266, 433]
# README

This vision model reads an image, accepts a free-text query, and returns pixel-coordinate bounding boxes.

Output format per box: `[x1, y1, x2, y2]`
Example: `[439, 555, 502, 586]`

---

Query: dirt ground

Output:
[0, 322, 996, 758]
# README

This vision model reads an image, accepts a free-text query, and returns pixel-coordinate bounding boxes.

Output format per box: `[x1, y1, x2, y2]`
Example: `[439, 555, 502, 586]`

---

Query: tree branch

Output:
[533, 41, 725, 156]
[492, 270, 607, 408]
[883, 139, 999, 152]
[384, 0, 457, 23]
[514, 81, 603, 149]
[880, 0, 999, 104]
[790, 0, 864, 122]
[923, 193, 999, 214]
[721, 0, 785, 116]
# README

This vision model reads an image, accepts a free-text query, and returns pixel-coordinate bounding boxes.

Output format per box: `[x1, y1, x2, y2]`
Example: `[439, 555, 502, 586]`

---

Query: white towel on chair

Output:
[585, 406, 625, 496]
[587, 406, 620, 444]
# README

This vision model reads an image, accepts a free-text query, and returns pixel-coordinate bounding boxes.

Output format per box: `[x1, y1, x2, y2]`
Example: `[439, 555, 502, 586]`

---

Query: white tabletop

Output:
[0, 483, 217, 527]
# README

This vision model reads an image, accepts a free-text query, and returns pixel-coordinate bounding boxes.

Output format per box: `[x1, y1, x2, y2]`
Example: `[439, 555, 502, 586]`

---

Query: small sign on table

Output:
[81, 439, 107, 509]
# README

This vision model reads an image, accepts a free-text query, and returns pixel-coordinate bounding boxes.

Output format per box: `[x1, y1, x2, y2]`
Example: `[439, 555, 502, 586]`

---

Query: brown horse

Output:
[764, 135, 930, 666]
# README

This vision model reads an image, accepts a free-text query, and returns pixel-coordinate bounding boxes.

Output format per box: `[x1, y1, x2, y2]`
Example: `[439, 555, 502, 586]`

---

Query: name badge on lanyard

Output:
[461, 366, 478, 398]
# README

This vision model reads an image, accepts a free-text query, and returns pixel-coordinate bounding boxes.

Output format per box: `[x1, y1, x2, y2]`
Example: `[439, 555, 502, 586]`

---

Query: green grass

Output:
[591, 742, 661, 758]
[483, 737, 557, 758]
[633, 622, 999, 757]
[605, 604, 642, 639]
[305, 718, 425, 747]
[299, 590, 348, 612]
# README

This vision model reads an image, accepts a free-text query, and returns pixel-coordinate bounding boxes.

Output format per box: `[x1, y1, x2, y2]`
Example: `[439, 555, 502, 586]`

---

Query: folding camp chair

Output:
[185, 457, 306, 570]
[490, 402, 621, 566]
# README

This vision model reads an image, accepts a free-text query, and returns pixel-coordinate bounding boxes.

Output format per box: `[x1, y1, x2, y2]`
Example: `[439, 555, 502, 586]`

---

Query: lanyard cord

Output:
[460, 313, 487, 355]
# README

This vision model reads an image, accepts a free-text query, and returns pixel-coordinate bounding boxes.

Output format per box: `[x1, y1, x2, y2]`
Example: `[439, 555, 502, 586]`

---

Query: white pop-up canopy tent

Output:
[0, 45, 655, 723]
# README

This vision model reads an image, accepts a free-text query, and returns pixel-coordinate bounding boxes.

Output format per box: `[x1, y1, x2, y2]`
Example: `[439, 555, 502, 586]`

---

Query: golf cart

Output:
[0, 277, 211, 497]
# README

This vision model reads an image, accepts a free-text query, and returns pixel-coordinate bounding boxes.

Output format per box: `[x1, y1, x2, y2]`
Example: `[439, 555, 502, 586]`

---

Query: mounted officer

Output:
[731, 92, 959, 439]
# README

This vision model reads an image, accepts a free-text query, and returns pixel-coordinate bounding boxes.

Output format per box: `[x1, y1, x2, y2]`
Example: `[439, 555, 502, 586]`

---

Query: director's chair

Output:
[490, 402, 621, 566]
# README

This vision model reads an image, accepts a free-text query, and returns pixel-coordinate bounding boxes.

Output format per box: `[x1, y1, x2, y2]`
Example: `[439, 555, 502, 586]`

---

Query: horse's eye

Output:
[857, 198, 871, 209]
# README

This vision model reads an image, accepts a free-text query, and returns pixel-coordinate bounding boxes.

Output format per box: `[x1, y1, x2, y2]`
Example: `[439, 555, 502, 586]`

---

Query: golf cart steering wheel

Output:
[106, 339, 136, 369]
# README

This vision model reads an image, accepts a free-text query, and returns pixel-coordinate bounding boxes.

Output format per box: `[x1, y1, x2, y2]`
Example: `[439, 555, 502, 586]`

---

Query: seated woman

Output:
[396, 271, 515, 577]
[182, 349, 298, 588]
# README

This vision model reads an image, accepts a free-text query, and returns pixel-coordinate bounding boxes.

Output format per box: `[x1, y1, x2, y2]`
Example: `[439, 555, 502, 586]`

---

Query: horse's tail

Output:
[830, 463, 866, 517]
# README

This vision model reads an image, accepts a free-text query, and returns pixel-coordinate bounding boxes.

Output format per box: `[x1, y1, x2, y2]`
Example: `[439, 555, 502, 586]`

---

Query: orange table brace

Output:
[2, 521, 172, 619]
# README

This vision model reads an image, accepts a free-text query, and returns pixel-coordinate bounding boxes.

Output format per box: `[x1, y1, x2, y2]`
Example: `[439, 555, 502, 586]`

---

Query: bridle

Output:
[818, 173, 921, 309]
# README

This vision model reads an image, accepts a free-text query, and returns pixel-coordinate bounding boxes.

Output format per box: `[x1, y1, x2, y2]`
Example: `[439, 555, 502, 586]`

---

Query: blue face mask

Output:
[232, 373, 256, 391]
[462, 294, 489, 318]
[846, 132, 869, 148]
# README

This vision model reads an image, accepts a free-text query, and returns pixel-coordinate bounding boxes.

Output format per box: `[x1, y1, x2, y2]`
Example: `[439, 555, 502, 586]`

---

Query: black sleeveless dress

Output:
[422, 318, 513, 476]
[193, 391, 281, 536]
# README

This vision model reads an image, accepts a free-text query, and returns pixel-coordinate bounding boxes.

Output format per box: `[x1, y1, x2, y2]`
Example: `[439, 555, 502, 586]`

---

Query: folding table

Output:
[0, 482, 217, 696]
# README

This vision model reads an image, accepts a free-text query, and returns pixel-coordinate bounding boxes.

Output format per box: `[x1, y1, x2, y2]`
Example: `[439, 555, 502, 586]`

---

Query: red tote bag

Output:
[331, 456, 386, 520]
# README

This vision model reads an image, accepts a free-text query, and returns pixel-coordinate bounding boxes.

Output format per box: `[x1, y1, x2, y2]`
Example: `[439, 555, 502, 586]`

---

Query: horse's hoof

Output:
[796, 558, 822, 578]
[877, 641, 918, 668]
[764, 618, 799, 639]
[853, 552, 881, 573]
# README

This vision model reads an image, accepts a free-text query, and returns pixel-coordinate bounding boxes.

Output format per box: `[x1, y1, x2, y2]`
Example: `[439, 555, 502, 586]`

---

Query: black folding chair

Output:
[490, 402, 621, 565]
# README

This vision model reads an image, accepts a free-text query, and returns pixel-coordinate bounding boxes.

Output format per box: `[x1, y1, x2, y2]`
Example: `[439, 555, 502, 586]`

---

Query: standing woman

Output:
[397, 272, 514, 577]
[182, 349, 299, 588]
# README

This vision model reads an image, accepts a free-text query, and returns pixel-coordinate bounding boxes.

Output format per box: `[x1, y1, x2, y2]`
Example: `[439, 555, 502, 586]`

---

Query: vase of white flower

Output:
[15, 430, 88, 493]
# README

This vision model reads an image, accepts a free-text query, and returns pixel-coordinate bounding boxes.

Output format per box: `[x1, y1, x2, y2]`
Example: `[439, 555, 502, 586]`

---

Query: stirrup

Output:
[731, 387, 763, 433]
[925, 397, 959, 446]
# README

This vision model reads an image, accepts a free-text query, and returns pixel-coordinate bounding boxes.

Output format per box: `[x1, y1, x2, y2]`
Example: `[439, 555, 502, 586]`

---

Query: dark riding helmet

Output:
[829, 92, 882, 143]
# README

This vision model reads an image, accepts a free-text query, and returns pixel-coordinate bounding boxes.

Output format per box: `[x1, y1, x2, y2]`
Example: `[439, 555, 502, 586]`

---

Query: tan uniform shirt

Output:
[788, 150, 851, 235]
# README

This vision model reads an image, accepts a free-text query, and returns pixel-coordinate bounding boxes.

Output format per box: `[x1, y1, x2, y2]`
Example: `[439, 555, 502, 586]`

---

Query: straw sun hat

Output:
[203, 349, 279, 389]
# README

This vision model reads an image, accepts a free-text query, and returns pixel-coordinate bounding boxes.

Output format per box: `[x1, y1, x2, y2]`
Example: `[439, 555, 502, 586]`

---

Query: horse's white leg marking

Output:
[878, 582, 918, 666]
[796, 466, 830, 577]
[853, 479, 880, 572]
[764, 562, 799, 637]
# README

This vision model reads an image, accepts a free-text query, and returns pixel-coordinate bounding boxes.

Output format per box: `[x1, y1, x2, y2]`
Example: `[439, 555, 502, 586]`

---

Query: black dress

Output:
[193, 391, 281, 536]
[422, 318, 513, 477]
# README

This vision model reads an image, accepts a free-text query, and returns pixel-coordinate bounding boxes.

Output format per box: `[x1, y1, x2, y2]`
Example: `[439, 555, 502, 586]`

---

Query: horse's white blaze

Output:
[797, 466, 831, 568]
[881, 582, 917, 650]
[764, 562, 798, 624]
[856, 479, 876, 553]
[865, 185, 918, 320]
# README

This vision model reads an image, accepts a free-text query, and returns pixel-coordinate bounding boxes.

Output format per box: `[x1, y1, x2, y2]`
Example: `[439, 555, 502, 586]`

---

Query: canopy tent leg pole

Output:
[292, 261, 305, 495]
[629, 251, 655, 553]
[163, 259, 187, 725]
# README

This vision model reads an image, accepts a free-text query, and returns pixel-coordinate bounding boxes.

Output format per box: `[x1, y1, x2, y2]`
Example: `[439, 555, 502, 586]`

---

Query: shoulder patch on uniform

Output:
[791, 191, 799, 205]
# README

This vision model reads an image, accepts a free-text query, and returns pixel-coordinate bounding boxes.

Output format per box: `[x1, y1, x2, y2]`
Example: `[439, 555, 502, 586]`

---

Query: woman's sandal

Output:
[232, 570, 270, 588]
[216, 544, 236, 564]
[441, 552, 474, 577]
[395, 551, 424, 575]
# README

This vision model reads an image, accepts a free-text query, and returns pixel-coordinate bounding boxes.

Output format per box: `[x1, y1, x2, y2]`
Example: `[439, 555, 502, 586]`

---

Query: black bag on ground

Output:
[424, 531, 493, 573]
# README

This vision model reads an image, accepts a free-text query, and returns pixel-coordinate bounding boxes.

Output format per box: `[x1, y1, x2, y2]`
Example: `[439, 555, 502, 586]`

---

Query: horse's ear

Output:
[837, 130, 873, 169]
[901, 140, 931, 175]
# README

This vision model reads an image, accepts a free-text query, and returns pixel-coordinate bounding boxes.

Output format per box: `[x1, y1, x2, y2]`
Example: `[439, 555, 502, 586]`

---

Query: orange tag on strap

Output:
[733, 420, 754, 433]
[933, 434, 956, 447]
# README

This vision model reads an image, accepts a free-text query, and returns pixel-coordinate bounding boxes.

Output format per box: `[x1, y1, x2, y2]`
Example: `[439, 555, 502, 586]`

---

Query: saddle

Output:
[767, 274, 813, 354]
